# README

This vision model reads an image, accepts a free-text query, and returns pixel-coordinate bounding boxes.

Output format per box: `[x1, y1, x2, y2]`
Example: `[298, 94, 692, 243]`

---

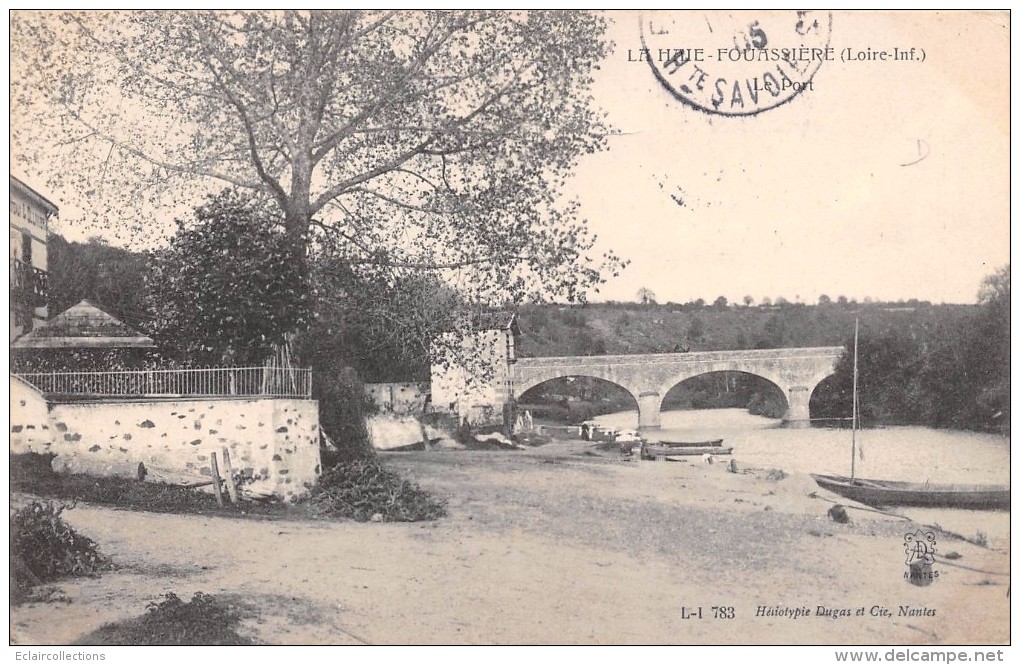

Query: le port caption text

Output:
[677, 604, 937, 621]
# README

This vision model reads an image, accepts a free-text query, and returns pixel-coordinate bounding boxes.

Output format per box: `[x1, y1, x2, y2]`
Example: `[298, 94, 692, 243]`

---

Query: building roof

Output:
[10, 175, 59, 216]
[11, 300, 155, 349]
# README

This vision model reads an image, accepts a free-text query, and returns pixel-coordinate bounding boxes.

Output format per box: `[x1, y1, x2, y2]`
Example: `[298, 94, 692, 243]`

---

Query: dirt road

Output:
[10, 442, 1011, 645]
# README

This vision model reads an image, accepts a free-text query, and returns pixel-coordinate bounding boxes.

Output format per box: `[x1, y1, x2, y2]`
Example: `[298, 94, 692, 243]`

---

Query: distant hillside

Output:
[515, 302, 978, 358]
[47, 234, 152, 331]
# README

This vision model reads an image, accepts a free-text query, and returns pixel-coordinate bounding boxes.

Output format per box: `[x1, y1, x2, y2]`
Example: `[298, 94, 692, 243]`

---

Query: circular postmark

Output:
[639, 11, 833, 116]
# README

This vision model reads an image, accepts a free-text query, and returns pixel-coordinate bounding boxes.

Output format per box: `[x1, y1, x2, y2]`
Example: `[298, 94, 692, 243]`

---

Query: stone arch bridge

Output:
[513, 347, 843, 430]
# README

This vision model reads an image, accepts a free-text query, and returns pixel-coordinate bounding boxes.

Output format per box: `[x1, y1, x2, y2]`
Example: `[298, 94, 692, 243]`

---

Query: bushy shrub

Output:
[10, 452, 57, 484]
[307, 460, 447, 522]
[10, 501, 108, 601]
[76, 592, 253, 645]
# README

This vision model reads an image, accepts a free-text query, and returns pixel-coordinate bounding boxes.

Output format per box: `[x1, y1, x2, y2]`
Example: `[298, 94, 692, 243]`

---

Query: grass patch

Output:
[12, 452, 447, 524]
[11, 453, 289, 519]
[307, 459, 447, 522]
[74, 592, 253, 645]
[928, 524, 991, 549]
[10, 501, 109, 604]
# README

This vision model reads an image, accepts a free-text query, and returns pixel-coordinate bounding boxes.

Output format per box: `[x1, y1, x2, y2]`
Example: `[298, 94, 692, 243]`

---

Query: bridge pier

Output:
[785, 386, 811, 423]
[637, 392, 661, 430]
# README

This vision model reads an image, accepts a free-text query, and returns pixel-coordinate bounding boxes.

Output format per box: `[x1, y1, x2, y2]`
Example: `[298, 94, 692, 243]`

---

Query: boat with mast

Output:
[811, 319, 1009, 511]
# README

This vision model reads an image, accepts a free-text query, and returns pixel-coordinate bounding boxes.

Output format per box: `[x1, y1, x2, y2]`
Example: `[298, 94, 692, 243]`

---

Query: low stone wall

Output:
[365, 413, 451, 451]
[10, 376, 320, 501]
[10, 375, 51, 450]
[364, 382, 429, 415]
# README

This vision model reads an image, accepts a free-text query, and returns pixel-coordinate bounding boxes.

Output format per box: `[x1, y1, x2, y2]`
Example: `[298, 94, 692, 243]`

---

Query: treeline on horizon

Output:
[571, 293, 937, 311]
[41, 234, 1008, 433]
[513, 299, 977, 358]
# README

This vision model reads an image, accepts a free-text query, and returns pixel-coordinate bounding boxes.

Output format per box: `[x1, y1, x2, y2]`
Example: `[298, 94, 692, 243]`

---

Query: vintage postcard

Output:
[7, 9, 1010, 656]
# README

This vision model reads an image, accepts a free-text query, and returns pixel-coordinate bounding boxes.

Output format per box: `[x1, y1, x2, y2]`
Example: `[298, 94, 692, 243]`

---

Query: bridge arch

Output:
[518, 377, 636, 428]
[807, 371, 851, 426]
[659, 370, 790, 420]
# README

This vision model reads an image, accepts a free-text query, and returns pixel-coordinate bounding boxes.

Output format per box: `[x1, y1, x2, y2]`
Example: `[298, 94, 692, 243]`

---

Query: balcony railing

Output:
[13, 366, 313, 399]
[10, 259, 47, 308]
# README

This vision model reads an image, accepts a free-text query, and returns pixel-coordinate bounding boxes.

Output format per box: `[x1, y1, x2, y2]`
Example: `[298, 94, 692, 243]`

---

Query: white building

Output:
[430, 311, 519, 427]
[10, 176, 57, 341]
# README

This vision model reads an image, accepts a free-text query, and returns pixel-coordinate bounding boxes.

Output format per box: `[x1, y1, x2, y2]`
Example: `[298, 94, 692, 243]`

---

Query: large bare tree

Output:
[11, 10, 624, 305]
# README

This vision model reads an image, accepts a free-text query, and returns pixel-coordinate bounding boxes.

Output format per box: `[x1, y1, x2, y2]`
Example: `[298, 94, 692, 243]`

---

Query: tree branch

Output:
[200, 51, 290, 209]
[310, 135, 438, 213]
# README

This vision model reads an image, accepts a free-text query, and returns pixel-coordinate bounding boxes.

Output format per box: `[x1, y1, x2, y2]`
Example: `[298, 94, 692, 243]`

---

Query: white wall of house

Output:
[430, 328, 514, 426]
[364, 382, 429, 415]
[10, 177, 55, 341]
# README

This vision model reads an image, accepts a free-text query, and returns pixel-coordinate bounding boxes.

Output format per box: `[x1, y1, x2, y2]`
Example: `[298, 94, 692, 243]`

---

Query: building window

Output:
[21, 230, 31, 265]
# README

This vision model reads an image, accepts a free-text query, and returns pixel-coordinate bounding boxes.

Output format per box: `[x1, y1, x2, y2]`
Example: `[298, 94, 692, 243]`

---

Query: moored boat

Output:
[642, 443, 733, 458]
[652, 438, 724, 448]
[811, 474, 1010, 511]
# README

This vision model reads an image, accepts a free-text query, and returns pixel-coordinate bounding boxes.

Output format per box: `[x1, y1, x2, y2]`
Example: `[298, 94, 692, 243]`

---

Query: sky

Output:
[14, 10, 1010, 306]
[567, 10, 1010, 305]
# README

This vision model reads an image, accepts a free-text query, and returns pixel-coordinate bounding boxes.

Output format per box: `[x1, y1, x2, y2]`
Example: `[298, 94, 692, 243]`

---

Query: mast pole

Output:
[851, 316, 860, 481]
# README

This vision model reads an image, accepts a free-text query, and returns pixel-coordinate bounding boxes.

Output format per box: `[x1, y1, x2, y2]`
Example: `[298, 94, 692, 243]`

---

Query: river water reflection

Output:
[590, 408, 1010, 485]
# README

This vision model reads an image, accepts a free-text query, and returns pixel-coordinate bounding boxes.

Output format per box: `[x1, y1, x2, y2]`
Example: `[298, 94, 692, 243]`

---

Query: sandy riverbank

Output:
[9, 440, 1010, 645]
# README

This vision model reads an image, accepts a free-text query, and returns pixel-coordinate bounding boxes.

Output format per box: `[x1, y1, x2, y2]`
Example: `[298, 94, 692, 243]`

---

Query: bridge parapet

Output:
[515, 346, 844, 369]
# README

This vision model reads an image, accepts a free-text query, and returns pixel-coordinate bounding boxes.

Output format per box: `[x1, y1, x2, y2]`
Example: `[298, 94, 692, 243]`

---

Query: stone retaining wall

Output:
[10, 376, 320, 501]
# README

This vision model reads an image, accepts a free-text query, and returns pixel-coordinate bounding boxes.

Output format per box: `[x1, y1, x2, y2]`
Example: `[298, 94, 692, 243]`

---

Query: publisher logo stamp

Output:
[638, 11, 832, 117]
[904, 530, 938, 586]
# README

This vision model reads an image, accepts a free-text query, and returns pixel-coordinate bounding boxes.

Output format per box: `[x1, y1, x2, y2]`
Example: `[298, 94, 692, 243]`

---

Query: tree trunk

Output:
[282, 196, 313, 334]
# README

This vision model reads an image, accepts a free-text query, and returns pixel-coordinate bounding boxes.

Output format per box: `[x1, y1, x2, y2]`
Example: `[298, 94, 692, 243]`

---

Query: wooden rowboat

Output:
[643, 444, 733, 458]
[653, 438, 724, 448]
[811, 474, 1010, 511]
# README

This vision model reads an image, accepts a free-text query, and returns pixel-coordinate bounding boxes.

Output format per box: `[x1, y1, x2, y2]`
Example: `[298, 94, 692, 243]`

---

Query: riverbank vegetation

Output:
[813, 266, 1009, 431]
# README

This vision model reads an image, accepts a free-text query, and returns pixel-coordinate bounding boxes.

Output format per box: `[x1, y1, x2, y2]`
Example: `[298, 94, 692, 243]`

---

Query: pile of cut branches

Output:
[306, 460, 447, 522]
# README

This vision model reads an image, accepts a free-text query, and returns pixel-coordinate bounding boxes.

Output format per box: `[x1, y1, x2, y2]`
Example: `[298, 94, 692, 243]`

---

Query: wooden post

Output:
[209, 452, 224, 507]
[419, 394, 433, 450]
[221, 447, 239, 504]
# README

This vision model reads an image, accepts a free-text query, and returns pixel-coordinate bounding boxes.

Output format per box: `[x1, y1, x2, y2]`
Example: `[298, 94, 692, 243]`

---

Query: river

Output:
[590, 408, 1011, 539]
[590, 408, 1010, 486]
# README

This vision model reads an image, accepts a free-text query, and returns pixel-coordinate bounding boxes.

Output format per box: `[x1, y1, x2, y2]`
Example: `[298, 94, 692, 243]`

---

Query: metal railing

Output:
[10, 258, 48, 307]
[13, 366, 313, 399]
